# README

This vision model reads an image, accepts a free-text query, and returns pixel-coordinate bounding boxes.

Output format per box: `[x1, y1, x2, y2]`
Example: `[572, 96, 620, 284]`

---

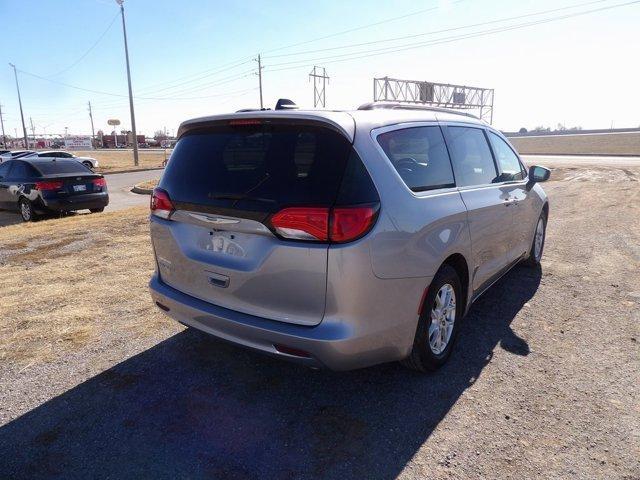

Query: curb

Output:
[131, 186, 153, 195]
[103, 166, 165, 175]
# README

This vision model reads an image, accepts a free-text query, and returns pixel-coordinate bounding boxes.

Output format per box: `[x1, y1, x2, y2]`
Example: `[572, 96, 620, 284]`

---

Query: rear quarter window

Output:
[377, 126, 455, 192]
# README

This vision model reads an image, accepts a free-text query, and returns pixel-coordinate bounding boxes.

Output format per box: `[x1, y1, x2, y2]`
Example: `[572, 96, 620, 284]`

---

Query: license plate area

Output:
[73, 184, 87, 192]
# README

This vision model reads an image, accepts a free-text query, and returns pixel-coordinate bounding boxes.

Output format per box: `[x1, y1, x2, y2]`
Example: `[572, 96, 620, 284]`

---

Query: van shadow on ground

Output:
[0, 266, 541, 480]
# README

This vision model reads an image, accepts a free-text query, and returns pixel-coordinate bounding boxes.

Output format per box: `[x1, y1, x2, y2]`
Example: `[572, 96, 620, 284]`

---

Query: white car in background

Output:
[32, 151, 99, 170]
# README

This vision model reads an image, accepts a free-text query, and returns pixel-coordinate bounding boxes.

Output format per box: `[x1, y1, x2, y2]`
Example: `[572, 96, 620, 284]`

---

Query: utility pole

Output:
[0, 103, 7, 148]
[88, 101, 96, 148]
[255, 54, 264, 109]
[29, 117, 35, 148]
[116, 0, 139, 166]
[9, 63, 29, 149]
[308, 66, 329, 108]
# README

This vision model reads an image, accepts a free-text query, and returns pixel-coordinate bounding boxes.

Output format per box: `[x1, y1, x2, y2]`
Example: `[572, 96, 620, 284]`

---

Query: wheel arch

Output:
[420, 253, 470, 316]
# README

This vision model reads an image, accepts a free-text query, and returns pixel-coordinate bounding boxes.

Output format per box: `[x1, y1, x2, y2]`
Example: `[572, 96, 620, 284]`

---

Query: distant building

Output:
[101, 134, 145, 148]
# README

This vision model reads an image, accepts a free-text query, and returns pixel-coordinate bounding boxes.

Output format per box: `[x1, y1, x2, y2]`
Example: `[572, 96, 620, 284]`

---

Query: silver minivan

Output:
[149, 102, 550, 371]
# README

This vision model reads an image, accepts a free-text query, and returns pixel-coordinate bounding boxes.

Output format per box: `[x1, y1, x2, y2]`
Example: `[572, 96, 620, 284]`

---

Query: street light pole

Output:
[116, 0, 139, 166]
[9, 63, 29, 149]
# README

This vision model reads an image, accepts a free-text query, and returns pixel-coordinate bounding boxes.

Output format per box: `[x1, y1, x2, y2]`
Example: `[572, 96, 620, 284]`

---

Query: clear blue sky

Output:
[1, 0, 639, 137]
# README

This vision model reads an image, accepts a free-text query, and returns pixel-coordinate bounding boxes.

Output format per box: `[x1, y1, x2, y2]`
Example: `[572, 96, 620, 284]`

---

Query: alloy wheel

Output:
[428, 284, 456, 355]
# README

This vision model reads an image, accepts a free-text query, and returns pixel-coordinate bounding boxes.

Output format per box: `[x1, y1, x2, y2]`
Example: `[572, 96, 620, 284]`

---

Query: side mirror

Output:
[528, 165, 551, 183]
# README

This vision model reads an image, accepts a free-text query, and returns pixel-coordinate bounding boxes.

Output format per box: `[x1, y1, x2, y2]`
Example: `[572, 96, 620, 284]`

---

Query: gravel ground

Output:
[0, 165, 639, 479]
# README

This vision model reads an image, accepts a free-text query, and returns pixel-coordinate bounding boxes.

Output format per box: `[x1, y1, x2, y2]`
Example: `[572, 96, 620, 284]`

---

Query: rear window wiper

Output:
[210, 172, 275, 206]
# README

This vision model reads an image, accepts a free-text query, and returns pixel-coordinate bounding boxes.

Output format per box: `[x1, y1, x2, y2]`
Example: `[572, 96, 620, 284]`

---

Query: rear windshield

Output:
[161, 124, 355, 213]
[35, 160, 91, 175]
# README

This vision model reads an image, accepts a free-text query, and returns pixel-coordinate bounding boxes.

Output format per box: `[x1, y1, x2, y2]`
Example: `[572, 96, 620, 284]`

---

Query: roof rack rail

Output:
[357, 101, 480, 120]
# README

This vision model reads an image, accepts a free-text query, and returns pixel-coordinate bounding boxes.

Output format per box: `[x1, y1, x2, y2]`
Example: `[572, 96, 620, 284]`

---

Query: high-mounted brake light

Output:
[228, 119, 262, 126]
[150, 187, 174, 220]
[270, 204, 379, 243]
[35, 180, 63, 191]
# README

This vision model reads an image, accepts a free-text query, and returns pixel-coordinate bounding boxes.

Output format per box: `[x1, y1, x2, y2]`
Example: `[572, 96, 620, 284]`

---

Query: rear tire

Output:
[401, 264, 463, 372]
[89, 207, 104, 213]
[19, 198, 37, 222]
[82, 161, 94, 170]
[524, 212, 547, 267]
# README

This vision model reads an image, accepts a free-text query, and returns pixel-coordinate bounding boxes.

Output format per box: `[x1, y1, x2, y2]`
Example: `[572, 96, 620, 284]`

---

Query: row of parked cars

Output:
[0, 149, 108, 221]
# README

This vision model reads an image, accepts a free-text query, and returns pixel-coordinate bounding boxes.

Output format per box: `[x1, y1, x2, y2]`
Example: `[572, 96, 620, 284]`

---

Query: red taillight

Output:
[92, 177, 106, 188]
[330, 206, 378, 243]
[270, 204, 378, 243]
[35, 180, 63, 191]
[271, 207, 329, 241]
[150, 188, 174, 219]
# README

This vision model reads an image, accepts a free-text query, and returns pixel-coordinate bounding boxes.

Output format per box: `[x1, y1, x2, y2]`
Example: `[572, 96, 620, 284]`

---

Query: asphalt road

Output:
[0, 169, 162, 227]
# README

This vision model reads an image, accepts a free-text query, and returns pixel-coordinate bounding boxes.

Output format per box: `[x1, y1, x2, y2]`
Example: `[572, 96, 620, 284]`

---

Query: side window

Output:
[377, 126, 455, 192]
[8, 161, 29, 178]
[488, 131, 524, 181]
[60, 152, 73, 158]
[0, 161, 12, 178]
[38, 152, 52, 158]
[446, 126, 498, 187]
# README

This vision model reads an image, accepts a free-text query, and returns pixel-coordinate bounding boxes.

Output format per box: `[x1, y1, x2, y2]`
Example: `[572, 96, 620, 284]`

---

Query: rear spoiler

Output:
[176, 112, 356, 143]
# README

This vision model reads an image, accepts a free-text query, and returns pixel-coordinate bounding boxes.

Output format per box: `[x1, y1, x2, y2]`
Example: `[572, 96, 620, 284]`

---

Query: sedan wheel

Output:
[19, 199, 34, 222]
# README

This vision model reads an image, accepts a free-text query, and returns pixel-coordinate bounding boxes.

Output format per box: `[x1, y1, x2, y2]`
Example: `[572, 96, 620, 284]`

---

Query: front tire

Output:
[89, 207, 104, 213]
[401, 265, 463, 372]
[19, 198, 37, 222]
[524, 212, 547, 267]
[82, 161, 94, 170]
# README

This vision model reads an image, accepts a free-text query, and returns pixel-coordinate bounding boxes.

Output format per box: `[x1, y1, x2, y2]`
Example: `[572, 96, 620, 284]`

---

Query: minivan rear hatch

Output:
[151, 118, 374, 326]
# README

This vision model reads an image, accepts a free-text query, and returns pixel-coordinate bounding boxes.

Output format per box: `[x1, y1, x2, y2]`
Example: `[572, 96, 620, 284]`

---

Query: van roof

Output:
[178, 105, 486, 143]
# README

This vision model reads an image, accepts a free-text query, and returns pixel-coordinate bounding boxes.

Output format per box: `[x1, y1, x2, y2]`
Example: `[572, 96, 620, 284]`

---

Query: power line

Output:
[261, 0, 466, 55]
[49, 11, 120, 77]
[135, 58, 253, 95]
[263, 0, 609, 59]
[16, 67, 254, 101]
[262, 0, 640, 72]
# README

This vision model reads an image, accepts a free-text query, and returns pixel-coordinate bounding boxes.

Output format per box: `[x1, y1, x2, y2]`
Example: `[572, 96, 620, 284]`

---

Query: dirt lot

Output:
[74, 149, 169, 173]
[0, 165, 638, 479]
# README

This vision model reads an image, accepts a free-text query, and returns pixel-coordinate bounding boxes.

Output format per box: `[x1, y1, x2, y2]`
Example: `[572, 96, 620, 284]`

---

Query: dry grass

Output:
[0, 207, 180, 366]
[74, 149, 170, 173]
[135, 179, 159, 190]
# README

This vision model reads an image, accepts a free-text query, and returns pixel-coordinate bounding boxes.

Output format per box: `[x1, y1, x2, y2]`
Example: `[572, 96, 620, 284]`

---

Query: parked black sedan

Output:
[0, 158, 109, 222]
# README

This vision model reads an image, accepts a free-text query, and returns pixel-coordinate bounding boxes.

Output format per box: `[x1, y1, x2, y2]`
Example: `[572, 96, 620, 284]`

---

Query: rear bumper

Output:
[40, 192, 109, 212]
[149, 273, 403, 370]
